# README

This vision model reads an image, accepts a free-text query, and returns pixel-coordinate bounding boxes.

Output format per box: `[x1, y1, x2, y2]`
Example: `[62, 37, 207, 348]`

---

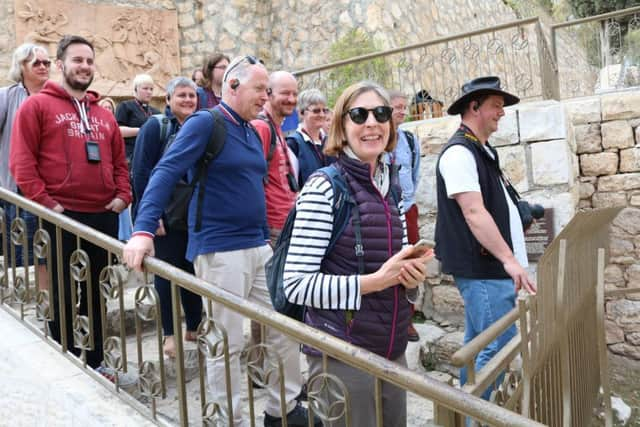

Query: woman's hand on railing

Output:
[122, 234, 155, 272]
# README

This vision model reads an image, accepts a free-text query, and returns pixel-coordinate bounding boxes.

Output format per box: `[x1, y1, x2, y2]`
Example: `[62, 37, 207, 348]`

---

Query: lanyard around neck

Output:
[72, 98, 91, 135]
[135, 99, 152, 118]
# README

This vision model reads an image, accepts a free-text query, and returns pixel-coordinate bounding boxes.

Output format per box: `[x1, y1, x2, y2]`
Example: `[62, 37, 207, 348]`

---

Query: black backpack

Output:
[133, 109, 226, 232]
[265, 164, 365, 321]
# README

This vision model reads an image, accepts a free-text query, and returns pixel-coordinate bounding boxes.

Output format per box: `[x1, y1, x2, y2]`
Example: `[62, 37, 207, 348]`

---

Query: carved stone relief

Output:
[15, 0, 179, 97]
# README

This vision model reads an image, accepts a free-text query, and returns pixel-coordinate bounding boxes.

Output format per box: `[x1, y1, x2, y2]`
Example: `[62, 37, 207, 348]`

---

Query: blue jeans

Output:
[455, 277, 517, 400]
[118, 208, 132, 241]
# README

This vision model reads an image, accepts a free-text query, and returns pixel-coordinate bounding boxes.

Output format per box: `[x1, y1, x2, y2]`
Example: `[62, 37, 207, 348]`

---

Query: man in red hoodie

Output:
[10, 35, 131, 369]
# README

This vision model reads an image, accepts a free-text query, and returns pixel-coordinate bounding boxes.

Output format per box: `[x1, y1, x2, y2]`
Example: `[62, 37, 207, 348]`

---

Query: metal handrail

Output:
[551, 5, 640, 30]
[292, 17, 540, 77]
[451, 307, 521, 367]
[0, 187, 542, 426]
[550, 5, 640, 62]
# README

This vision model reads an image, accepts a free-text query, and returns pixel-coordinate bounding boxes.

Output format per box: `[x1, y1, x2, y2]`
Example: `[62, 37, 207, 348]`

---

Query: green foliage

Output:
[325, 29, 391, 106]
[566, 0, 640, 17]
[558, 0, 640, 66]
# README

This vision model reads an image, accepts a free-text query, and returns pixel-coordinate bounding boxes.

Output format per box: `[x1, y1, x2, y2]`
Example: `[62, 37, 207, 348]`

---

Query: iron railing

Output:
[0, 187, 543, 426]
[292, 17, 560, 118]
[551, 6, 640, 98]
[437, 208, 622, 427]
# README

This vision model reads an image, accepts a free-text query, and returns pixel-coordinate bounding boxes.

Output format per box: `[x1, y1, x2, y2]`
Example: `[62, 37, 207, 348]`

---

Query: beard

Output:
[64, 69, 94, 91]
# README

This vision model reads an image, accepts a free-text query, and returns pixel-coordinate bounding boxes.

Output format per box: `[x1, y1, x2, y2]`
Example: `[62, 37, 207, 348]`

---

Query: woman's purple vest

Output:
[304, 156, 410, 360]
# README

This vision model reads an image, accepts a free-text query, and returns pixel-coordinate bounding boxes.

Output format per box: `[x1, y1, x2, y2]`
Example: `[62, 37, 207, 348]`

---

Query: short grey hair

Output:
[132, 74, 154, 91]
[8, 43, 49, 83]
[297, 88, 327, 114]
[222, 55, 265, 96]
[166, 77, 197, 99]
[388, 90, 407, 101]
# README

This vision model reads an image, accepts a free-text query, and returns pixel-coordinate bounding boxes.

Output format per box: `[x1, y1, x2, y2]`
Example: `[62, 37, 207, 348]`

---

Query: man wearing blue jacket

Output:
[123, 56, 315, 427]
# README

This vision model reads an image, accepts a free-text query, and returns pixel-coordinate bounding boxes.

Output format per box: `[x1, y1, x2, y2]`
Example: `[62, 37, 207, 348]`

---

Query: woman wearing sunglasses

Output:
[286, 88, 335, 188]
[283, 81, 432, 427]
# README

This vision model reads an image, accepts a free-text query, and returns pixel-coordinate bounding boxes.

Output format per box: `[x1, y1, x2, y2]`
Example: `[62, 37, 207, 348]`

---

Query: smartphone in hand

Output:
[407, 239, 434, 259]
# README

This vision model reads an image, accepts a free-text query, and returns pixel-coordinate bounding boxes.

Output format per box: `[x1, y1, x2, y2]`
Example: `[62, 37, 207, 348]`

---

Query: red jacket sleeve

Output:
[9, 99, 59, 209]
[109, 117, 132, 205]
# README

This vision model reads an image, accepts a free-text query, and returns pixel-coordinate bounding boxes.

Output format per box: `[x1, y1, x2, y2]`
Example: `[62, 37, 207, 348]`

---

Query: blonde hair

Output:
[98, 97, 116, 112]
[324, 81, 397, 157]
[132, 74, 154, 92]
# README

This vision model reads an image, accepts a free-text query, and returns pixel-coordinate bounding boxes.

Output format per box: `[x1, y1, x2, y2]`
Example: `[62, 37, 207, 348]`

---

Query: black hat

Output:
[446, 76, 519, 116]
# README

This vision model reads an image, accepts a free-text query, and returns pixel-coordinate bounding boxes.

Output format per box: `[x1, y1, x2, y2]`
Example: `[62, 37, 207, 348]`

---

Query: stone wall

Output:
[0, 0, 592, 100]
[568, 91, 640, 359]
[402, 88, 640, 359]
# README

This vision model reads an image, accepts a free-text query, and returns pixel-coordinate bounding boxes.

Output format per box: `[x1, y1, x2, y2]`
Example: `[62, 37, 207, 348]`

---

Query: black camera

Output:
[517, 200, 545, 230]
[85, 140, 101, 163]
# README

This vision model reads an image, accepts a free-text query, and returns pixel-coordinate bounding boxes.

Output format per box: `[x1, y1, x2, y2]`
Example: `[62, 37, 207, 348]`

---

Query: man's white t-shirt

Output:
[439, 145, 528, 268]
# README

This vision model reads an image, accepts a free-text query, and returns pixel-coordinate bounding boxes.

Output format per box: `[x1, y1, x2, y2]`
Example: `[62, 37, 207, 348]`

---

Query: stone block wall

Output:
[569, 91, 640, 360]
[402, 89, 640, 359]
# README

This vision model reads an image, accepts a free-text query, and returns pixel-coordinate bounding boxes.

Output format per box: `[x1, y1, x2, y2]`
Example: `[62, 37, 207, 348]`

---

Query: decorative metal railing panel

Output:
[447, 208, 621, 427]
[551, 6, 640, 98]
[0, 186, 544, 426]
[293, 17, 558, 118]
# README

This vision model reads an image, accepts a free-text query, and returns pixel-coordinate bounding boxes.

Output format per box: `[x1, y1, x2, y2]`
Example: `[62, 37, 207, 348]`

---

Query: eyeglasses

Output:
[31, 59, 51, 68]
[307, 107, 330, 114]
[344, 106, 392, 124]
[223, 55, 263, 82]
[213, 65, 228, 70]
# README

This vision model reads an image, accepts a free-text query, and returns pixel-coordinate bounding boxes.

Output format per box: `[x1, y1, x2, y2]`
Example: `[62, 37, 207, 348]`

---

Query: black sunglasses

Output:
[32, 59, 51, 68]
[344, 106, 392, 124]
[223, 55, 263, 82]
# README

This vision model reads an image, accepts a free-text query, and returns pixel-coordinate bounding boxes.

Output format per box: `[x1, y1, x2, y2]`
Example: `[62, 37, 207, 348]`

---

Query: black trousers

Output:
[44, 210, 117, 368]
[154, 229, 202, 336]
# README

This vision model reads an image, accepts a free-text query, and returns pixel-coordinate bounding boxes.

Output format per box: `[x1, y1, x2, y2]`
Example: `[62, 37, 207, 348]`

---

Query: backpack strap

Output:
[150, 114, 173, 152]
[193, 108, 226, 232]
[402, 129, 417, 169]
[285, 131, 304, 157]
[319, 164, 365, 274]
[256, 113, 278, 184]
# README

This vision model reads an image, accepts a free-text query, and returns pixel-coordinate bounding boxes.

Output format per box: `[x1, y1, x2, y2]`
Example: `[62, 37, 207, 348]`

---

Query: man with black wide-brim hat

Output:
[434, 76, 536, 401]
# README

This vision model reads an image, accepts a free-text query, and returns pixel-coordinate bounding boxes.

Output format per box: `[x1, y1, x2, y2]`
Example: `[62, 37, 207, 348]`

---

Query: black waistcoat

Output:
[434, 127, 512, 279]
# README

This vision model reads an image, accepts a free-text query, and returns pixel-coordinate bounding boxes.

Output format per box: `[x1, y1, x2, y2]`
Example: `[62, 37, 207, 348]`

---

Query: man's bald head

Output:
[269, 71, 297, 92]
[265, 70, 298, 123]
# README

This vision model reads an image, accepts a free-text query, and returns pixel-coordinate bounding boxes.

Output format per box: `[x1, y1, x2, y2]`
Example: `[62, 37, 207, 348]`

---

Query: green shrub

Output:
[325, 29, 391, 106]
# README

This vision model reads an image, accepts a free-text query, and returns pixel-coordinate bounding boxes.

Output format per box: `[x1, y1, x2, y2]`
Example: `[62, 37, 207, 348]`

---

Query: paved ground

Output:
[0, 303, 439, 426]
[0, 307, 154, 427]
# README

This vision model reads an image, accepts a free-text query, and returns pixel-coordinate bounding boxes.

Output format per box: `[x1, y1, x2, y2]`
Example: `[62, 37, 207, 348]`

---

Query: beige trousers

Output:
[194, 245, 302, 426]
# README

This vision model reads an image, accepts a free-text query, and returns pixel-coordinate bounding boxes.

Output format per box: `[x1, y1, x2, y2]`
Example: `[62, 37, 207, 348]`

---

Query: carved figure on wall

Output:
[15, 0, 180, 97]
[18, 2, 69, 54]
